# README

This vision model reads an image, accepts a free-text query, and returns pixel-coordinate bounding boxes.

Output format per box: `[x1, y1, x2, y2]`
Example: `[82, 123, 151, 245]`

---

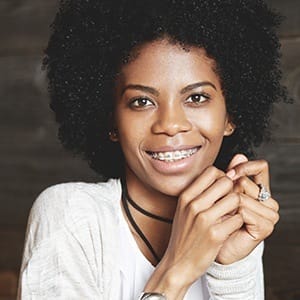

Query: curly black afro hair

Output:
[44, 0, 289, 179]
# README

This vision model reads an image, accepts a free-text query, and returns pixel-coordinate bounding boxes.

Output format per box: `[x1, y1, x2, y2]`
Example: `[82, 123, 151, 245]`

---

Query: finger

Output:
[234, 176, 278, 211]
[186, 176, 233, 214]
[203, 192, 240, 222]
[239, 206, 275, 241]
[239, 193, 279, 225]
[211, 214, 244, 242]
[233, 176, 258, 197]
[179, 166, 225, 207]
[185, 193, 240, 230]
[227, 159, 270, 189]
[226, 153, 248, 171]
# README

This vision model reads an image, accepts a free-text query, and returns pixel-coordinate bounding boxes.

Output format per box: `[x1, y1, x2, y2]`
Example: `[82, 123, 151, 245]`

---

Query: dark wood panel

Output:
[265, 221, 300, 300]
[266, 0, 300, 37]
[0, 1, 299, 298]
[0, 0, 59, 55]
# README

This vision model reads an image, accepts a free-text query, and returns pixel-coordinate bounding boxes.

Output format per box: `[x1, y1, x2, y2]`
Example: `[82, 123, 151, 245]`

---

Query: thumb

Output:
[226, 154, 248, 178]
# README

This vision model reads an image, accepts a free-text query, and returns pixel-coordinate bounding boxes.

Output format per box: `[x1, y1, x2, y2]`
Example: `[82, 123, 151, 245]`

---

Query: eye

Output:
[130, 97, 154, 108]
[186, 93, 210, 105]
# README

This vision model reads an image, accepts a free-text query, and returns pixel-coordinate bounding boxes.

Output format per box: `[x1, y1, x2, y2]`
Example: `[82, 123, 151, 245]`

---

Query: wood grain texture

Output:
[0, 1, 299, 299]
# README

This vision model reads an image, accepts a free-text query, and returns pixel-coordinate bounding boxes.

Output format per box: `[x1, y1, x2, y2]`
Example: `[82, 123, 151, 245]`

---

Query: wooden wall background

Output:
[0, 0, 299, 299]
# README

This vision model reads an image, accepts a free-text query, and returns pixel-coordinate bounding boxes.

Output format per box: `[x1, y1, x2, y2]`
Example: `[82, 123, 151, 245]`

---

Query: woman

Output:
[18, 0, 289, 299]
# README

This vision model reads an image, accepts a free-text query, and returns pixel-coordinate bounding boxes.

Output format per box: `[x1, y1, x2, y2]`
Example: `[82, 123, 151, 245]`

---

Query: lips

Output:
[145, 146, 201, 162]
[143, 145, 202, 175]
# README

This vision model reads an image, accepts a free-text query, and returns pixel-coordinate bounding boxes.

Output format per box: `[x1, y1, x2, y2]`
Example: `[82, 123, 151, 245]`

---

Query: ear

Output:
[223, 116, 235, 137]
[108, 112, 119, 142]
[109, 129, 119, 142]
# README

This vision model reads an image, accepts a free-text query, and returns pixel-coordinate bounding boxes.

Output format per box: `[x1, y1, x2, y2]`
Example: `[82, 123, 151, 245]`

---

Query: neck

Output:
[124, 168, 178, 221]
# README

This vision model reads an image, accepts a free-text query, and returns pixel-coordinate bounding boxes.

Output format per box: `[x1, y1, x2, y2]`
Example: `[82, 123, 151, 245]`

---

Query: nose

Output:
[151, 103, 192, 136]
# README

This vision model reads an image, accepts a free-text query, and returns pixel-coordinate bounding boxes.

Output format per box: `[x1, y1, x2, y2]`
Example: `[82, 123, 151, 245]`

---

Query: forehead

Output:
[117, 39, 220, 89]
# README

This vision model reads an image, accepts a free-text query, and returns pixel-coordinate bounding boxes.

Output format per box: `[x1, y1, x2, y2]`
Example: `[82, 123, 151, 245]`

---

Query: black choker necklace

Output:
[121, 178, 173, 263]
[126, 192, 173, 224]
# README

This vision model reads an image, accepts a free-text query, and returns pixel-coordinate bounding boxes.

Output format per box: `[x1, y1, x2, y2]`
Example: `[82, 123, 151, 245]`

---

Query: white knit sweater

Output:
[18, 179, 264, 299]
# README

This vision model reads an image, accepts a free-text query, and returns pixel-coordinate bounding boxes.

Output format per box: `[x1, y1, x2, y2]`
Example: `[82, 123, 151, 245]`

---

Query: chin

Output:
[152, 176, 196, 197]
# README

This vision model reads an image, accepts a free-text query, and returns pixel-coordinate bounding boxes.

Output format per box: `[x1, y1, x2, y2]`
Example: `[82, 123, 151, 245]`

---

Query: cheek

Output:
[191, 109, 227, 139]
[115, 112, 148, 151]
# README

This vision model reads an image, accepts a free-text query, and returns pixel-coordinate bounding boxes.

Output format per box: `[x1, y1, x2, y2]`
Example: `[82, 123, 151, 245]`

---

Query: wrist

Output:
[139, 292, 166, 300]
[143, 260, 189, 300]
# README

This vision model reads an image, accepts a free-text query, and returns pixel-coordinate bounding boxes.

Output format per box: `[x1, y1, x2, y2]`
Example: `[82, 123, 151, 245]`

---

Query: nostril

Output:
[151, 114, 192, 136]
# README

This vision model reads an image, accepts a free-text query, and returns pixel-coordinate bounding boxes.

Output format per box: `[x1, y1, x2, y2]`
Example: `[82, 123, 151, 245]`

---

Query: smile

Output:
[146, 147, 200, 162]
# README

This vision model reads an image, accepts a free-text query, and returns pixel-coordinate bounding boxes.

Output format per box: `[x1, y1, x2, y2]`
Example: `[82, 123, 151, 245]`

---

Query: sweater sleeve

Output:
[17, 184, 105, 300]
[205, 242, 264, 300]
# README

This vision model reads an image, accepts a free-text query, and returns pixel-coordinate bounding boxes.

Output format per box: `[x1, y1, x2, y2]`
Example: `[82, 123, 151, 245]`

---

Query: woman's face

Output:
[113, 39, 233, 196]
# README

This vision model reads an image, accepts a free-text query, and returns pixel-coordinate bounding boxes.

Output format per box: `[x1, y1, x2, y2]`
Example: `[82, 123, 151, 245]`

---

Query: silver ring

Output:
[257, 184, 271, 201]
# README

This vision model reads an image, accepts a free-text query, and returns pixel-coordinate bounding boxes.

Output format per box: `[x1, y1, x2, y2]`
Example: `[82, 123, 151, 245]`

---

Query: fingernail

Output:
[226, 169, 236, 179]
[236, 154, 248, 163]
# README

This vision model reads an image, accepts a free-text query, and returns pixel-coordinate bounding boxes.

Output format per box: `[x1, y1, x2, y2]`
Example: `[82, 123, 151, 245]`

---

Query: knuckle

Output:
[188, 201, 199, 216]
[238, 206, 246, 216]
[239, 194, 246, 206]
[207, 166, 224, 178]
[238, 163, 247, 174]
[273, 211, 280, 225]
[232, 213, 243, 227]
[207, 166, 217, 176]
[221, 175, 234, 189]
[208, 227, 222, 243]
[265, 221, 274, 236]
[235, 213, 244, 224]
[179, 193, 190, 207]
[239, 176, 248, 186]
[230, 192, 241, 205]
[196, 212, 208, 225]
[256, 220, 274, 238]
[259, 159, 269, 171]
[272, 200, 280, 212]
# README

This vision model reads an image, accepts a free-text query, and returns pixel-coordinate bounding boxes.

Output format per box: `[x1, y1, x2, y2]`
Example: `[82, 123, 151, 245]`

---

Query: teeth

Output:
[149, 148, 198, 161]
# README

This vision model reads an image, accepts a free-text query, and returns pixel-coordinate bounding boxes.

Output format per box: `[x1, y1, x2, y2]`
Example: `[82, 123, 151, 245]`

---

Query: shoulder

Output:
[26, 179, 122, 241]
[20, 179, 122, 297]
[36, 178, 121, 202]
[32, 178, 121, 215]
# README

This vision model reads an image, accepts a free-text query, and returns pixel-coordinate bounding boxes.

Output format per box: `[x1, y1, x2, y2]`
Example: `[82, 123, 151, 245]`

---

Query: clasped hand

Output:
[158, 154, 279, 289]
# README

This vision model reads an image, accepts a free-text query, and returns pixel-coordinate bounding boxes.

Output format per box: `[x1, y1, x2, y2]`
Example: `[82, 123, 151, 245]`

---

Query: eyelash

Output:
[129, 97, 154, 109]
[129, 92, 211, 109]
[185, 93, 211, 105]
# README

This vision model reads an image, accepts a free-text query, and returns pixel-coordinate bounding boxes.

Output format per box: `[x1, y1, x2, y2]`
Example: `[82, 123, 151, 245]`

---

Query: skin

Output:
[114, 39, 233, 196]
[111, 39, 279, 299]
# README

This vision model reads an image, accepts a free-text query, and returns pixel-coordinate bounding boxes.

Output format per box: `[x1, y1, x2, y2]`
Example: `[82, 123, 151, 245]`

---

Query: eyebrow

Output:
[180, 81, 217, 94]
[121, 84, 159, 96]
[121, 81, 217, 96]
